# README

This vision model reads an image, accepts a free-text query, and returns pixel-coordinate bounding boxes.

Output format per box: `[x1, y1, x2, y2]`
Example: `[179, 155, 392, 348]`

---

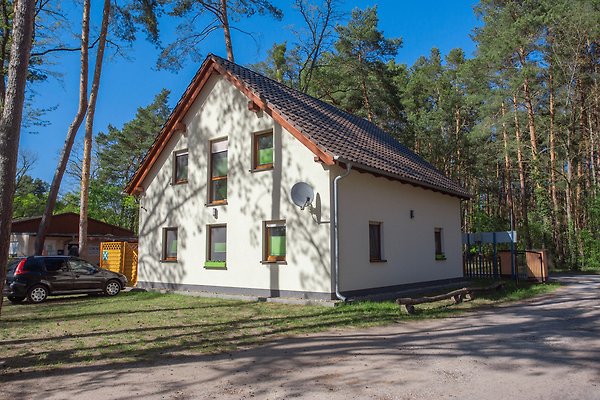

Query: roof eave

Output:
[334, 157, 472, 200]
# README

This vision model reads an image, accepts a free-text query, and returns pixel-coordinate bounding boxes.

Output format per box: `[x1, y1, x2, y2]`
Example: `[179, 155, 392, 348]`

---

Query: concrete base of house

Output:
[136, 277, 467, 303]
[137, 281, 334, 300]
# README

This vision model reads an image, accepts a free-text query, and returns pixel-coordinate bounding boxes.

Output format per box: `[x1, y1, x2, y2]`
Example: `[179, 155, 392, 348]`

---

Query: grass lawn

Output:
[0, 280, 559, 376]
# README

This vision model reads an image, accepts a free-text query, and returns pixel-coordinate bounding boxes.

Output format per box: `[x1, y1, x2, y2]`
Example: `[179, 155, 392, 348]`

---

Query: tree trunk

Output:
[588, 101, 597, 195]
[513, 93, 531, 249]
[220, 0, 234, 62]
[565, 120, 575, 268]
[576, 84, 586, 233]
[0, 0, 12, 105]
[0, 0, 36, 317]
[501, 102, 514, 225]
[297, 0, 334, 92]
[518, 48, 539, 165]
[548, 60, 561, 265]
[358, 64, 373, 123]
[79, 0, 110, 259]
[455, 107, 461, 181]
[35, 0, 90, 255]
[592, 43, 600, 187]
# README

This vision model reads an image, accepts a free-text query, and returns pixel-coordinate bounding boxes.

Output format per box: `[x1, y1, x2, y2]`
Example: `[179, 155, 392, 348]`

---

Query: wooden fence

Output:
[100, 242, 138, 286]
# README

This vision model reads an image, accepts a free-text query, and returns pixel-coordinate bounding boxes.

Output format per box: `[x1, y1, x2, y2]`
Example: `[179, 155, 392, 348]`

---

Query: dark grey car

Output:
[4, 256, 127, 303]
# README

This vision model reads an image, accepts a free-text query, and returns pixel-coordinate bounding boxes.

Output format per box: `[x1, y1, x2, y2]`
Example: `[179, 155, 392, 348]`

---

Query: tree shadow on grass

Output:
[1, 275, 598, 398]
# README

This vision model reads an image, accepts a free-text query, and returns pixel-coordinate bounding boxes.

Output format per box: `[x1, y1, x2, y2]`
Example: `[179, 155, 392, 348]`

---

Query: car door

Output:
[68, 258, 101, 291]
[43, 258, 74, 292]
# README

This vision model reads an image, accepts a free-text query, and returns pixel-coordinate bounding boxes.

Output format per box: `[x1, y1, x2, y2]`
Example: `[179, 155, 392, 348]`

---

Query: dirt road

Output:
[2, 275, 599, 400]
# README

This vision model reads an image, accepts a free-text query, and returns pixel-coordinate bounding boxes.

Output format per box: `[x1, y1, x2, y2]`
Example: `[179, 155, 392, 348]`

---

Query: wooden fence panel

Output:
[100, 242, 138, 286]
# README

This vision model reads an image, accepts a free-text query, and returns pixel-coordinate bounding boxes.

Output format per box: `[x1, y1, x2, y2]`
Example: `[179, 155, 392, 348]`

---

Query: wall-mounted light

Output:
[213, 208, 218, 219]
[410, 210, 415, 219]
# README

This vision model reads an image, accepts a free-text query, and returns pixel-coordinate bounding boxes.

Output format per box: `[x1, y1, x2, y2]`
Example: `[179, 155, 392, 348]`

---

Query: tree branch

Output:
[30, 36, 100, 57]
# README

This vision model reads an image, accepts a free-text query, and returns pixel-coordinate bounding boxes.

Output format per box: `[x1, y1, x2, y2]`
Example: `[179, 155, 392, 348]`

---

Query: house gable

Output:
[136, 71, 334, 295]
[126, 58, 334, 195]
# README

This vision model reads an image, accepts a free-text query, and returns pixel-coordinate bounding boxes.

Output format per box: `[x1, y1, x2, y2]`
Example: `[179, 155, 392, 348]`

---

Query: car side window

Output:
[69, 259, 96, 275]
[45, 258, 68, 272]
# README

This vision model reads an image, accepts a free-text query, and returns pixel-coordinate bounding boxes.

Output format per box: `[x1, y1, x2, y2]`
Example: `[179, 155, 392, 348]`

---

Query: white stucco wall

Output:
[335, 167, 463, 292]
[137, 74, 333, 296]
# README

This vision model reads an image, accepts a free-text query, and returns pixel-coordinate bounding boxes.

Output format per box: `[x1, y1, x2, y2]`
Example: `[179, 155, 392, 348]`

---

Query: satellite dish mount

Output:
[290, 182, 315, 211]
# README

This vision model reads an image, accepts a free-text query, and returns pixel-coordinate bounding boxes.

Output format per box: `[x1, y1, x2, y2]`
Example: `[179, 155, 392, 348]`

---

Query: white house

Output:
[125, 54, 470, 300]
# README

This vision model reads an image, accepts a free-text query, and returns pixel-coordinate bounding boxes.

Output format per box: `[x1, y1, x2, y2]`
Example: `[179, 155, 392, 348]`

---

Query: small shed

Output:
[10, 212, 137, 265]
[100, 242, 138, 286]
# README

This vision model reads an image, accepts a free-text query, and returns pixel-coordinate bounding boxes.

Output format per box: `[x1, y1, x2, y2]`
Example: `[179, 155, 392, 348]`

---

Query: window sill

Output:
[160, 259, 178, 263]
[171, 180, 188, 186]
[205, 201, 228, 207]
[249, 165, 274, 173]
[370, 259, 387, 263]
[260, 260, 287, 265]
[204, 261, 227, 269]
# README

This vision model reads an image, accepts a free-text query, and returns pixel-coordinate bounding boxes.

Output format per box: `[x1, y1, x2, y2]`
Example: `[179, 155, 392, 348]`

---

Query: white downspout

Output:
[333, 162, 352, 302]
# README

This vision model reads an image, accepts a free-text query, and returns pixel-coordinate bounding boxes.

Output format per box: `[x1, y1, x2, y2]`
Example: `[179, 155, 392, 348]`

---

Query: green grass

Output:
[0, 280, 559, 376]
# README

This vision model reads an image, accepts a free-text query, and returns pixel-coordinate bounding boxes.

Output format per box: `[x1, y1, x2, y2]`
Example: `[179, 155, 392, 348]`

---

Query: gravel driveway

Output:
[2, 274, 599, 400]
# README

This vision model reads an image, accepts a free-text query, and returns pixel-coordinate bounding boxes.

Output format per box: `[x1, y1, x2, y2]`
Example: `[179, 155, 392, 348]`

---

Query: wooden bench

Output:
[396, 282, 504, 314]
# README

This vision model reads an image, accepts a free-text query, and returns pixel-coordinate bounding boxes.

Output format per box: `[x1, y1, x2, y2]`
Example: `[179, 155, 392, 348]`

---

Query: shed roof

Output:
[11, 212, 136, 238]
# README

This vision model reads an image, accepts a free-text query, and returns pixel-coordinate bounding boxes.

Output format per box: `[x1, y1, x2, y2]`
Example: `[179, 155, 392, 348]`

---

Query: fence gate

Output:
[100, 242, 138, 286]
[462, 231, 517, 279]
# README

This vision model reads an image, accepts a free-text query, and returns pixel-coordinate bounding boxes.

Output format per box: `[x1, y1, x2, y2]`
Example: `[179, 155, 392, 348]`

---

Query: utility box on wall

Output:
[100, 242, 138, 286]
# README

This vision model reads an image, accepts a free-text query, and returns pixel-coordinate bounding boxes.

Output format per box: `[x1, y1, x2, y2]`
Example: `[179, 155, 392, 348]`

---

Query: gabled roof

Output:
[126, 54, 470, 199]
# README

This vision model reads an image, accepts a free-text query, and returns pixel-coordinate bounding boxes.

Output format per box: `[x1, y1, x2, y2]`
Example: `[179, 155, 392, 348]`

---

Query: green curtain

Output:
[214, 242, 226, 252]
[270, 236, 286, 256]
[258, 148, 273, 165]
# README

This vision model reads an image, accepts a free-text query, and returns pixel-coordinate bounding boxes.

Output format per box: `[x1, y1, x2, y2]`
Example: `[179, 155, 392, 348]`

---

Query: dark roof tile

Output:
[210, 54, 470, 199]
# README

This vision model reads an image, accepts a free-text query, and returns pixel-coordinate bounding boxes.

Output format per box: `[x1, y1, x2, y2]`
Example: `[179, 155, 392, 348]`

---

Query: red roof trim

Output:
[125, 57, 334, 194]
[125, 61, 219, 194]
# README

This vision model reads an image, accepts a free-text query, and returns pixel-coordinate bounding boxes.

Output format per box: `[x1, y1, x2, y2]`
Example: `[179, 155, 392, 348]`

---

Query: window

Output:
[173, 150, 188, 184]
[369, 222, 385, 262]
[44, 258, 68, 272]
[206, 225, 227, 268]
[253, 130, 273, 170]
[209, 138, 228, 204]
[435, 228, 445, 260]
[69, 259, 97, 275]
[264, 221, 286, 262]
[162, 227, 178, 261]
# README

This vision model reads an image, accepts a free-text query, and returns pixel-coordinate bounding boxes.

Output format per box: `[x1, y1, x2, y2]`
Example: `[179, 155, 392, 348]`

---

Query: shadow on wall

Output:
[225, 89, 332, 296]
[136, 79, 333, 295]
[136, 135, 210, 287]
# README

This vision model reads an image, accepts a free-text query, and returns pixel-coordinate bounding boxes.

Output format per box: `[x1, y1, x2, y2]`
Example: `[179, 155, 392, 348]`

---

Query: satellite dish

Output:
[290, 182, 314, 210]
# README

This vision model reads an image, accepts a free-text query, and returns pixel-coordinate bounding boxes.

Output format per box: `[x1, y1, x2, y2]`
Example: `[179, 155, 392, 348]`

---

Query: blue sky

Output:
[22, 0, 480, 185]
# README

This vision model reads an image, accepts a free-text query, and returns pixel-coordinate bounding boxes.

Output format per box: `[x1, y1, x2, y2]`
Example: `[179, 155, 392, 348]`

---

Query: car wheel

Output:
[27, 285, 49, 303]
[7, 296, 25, 304]
[104, 280, 121, 296]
